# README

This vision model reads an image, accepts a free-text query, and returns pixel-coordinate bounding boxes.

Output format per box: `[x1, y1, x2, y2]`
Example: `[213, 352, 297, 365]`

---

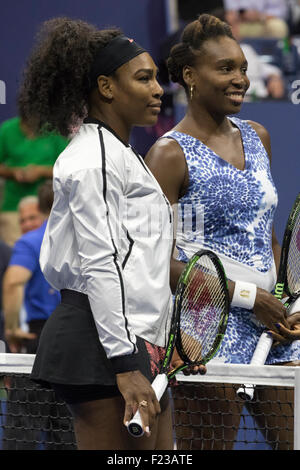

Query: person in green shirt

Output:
[0, 115, 68, 245]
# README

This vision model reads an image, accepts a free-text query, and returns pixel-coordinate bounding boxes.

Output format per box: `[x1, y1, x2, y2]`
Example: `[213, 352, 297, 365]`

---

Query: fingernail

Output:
[145, 426, 150, 434]
[266, 331, 273, 336]
[275, 323, 281, 329]
[125, 421, 129, 427]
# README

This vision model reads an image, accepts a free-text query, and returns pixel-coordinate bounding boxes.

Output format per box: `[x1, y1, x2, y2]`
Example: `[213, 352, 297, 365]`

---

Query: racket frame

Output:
[175, 250, 230, 368]
[237, 192, 300, 401]
[276, 192, 300, 300]
[127, 249, 230, 436]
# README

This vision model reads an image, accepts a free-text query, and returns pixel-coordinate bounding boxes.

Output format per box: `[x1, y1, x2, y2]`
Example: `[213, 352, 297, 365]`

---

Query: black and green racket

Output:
[237, 192, 300, 400]
[127, 249, 230, 437]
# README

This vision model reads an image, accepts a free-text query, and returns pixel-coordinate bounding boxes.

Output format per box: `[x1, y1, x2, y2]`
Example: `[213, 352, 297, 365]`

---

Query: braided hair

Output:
[18, 18, 122, 137]
[167, 14, 234, 91]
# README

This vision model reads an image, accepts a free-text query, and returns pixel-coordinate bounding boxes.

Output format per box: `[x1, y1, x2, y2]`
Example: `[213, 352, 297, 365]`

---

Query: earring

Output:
[190, 85, 194, 100]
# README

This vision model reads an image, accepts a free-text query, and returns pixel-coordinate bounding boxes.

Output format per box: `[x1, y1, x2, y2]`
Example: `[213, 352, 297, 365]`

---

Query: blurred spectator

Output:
[17, 195, 45, 339]
[241, 43, 286, 99]
[288, 0, 300, 35]
[0, 115, 68, 246]
[224, 0, 289, 38]
[0, 240, 12, 344]
[18, 196, 43, 235]
[2, 185, 74, 451]
[3, 180, 60, 354]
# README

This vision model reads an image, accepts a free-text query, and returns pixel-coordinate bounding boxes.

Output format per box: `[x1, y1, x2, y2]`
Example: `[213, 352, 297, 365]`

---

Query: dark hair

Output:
[38, 179, 54, 214]
[167, 14, 234, 90]
[18, 17, 122, 137]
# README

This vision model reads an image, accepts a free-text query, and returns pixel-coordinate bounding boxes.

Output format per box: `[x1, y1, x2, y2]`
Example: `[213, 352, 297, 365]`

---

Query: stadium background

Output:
[0, 0, 299, 450]
[0, 0, 299, 244]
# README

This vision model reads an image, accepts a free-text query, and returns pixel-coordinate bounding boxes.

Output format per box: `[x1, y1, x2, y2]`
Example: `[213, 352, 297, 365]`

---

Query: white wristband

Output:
[231, 281, 257, 310]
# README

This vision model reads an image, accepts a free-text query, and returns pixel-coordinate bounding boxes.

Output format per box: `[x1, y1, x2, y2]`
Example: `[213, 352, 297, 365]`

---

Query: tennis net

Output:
[1, 353, 300, 450]
[174, 361, 300, 450]
[0, 353, 76, 450]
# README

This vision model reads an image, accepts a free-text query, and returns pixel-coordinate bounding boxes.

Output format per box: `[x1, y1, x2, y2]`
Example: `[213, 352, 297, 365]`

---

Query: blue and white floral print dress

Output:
[163, 117, 300, 364]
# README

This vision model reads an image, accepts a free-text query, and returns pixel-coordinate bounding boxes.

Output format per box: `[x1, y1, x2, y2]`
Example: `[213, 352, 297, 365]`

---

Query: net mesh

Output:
[0, 354, 299, 450]
[0, 354, 76, 450]
[174, 362, 298, 451]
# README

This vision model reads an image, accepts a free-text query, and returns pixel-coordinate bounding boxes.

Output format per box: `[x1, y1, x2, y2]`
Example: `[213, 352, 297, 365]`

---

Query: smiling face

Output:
[183, 36, 250, 115]
[110, 52, 163, 127]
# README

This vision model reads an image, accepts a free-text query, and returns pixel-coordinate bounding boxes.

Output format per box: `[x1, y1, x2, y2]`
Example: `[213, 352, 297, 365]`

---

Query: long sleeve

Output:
[39, 122, 173, 370]
[68, 164, 138, 373]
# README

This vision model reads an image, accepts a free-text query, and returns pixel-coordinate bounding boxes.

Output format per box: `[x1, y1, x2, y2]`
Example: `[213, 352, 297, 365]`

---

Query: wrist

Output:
[110, 353, 139, 374]
[231, 280, 257, 310]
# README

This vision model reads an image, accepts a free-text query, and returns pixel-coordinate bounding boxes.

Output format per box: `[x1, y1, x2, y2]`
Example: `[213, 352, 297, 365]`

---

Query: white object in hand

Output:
[127, 373, 169, 437]
[237, 296, 300, 400]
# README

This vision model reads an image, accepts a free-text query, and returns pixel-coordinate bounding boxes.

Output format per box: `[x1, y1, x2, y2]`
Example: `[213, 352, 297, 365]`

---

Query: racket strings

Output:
[287, 208, 300, 295]
[179, 256, 226, 362]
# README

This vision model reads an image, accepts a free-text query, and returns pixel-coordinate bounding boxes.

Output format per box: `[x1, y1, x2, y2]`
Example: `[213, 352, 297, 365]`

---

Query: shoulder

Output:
[17, 224, 45, 251]
[247, 120, 272, 161]
[145, 136, 185, 167]
[145, 137, 187, 204]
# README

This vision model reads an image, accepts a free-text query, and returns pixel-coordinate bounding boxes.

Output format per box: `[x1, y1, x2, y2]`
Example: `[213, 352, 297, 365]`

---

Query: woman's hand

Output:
[267, 311, 300, 345]
[253, 287, 290, 331]
[5, 327, 37, 353]
[13, 165, 44, 183]
[116, 370, 160, 437]
[170, 347, 206, 376]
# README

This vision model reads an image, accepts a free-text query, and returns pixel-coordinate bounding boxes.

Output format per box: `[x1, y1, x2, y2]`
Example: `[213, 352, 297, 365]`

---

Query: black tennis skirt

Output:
[30, 289, 167, 404]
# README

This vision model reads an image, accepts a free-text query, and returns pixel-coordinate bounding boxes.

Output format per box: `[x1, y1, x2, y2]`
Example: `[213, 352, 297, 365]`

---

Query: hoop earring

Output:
[190, 85, 194, 101]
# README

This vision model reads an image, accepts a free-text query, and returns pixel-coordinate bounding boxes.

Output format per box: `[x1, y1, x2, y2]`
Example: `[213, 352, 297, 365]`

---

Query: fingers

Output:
[124, 394, 159, 437]
[254, 288, 290, 329]
[267, 322, 300, 345]
[181, 363, 207, 376]
[117, 370, 161, 437]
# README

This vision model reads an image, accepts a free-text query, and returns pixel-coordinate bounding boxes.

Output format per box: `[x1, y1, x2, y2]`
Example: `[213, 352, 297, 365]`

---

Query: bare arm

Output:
[0, 164, 53, 182]
[145, 138, 187, 292]
[13, 165, 53, 183]
[0, 164, 18, 180]
[3, 265, 35, 350]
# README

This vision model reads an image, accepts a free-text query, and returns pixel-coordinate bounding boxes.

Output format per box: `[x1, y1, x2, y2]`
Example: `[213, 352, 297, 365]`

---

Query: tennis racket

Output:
[237, 192, 300, 400]
[127, 249, 230, 437]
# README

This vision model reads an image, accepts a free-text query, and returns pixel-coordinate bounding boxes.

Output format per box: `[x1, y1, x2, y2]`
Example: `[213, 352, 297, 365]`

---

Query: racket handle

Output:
[127, 373, 169, 437]
[237, 332, 273, 400]
[288, 296, 300, 314]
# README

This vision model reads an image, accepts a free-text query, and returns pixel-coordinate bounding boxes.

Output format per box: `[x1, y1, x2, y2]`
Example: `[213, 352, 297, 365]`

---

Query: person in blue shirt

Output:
[2, 179, 75, 450]
[0, 240, 12, 344]
[3, 179, 60, 353]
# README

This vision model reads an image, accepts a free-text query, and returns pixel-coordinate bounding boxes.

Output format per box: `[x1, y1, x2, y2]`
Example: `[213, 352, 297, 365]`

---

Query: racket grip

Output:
[288, 296, 300, 314]
[127, 374, 169, 437]
[237, 332, 273, 400]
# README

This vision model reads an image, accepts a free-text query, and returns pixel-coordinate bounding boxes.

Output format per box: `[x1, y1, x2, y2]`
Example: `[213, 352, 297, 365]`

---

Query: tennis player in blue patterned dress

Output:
[145, 14, 300, 450]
